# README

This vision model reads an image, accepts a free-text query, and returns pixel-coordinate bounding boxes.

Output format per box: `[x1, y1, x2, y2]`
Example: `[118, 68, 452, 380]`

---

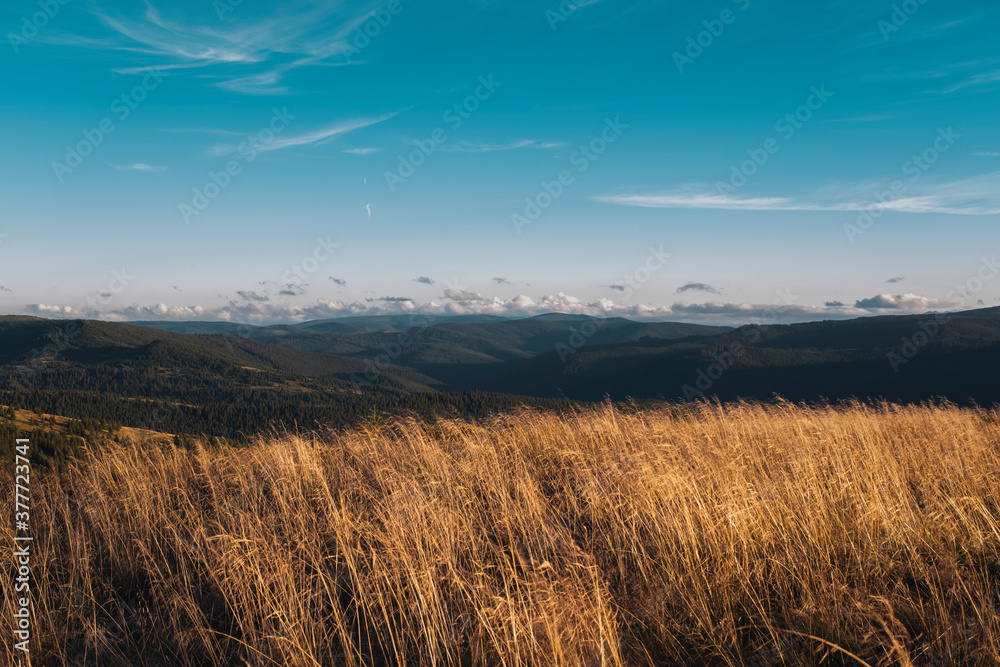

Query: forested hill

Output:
[2, 308, 1000, 440]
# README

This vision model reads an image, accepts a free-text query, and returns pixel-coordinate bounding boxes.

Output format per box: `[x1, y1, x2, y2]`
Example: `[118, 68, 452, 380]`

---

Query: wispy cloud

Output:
[885, 276, 905, 284]
[114, 163, 167, 172]
[207, 113, 396, 157]
[161, 127, 243, 136]
[51, 2, 383, 94]
[594, 193, 850, 212]
[975, 151, 1000, 157]
[823, 113, 897, 124]
[440, 139, 564, 153]
[595, 173, 1000, 216]
[896, 53, 1000, 95]
[937, 68, 1000, 94]
[343, 147, 380, 155]
[264, 113, 396, 153]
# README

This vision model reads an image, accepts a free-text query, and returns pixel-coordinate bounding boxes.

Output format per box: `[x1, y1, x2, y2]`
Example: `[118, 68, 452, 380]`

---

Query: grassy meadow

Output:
[4, 400, 1000, 666]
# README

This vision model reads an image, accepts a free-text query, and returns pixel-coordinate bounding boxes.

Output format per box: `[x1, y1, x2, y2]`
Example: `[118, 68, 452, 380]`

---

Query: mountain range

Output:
[2, 308, 998, 439]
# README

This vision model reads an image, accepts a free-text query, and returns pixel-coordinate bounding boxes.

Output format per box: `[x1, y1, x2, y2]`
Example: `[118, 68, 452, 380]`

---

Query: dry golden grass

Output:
[4, 400, 1000, 666]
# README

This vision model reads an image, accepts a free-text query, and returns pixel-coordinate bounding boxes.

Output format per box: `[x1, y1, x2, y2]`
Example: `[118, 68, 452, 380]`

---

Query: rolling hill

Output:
[4, 307, 1000, 438]
[471, 308, 1000, 403]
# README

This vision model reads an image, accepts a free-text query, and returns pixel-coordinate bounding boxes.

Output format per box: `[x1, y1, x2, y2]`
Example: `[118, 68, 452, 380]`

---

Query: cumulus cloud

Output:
[25, 303, 210, 320]
[444, 289, 484, 302]
[17, 296, 809, 325]
[413, 276, 434, 285]
[237, 290, 269, 302]
[26, 304, 78, 316]
[854, 293, 954, 311]
[676, 282, 721, 295]
[19, 287, 974, 327]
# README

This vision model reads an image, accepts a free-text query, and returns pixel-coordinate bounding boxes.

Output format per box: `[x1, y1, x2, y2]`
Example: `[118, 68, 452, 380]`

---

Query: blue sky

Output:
[1, 0, 998, 325]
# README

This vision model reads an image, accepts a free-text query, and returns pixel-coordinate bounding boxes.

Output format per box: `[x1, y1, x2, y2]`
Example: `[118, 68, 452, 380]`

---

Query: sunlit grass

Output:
[4, 400, 1000, 665]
